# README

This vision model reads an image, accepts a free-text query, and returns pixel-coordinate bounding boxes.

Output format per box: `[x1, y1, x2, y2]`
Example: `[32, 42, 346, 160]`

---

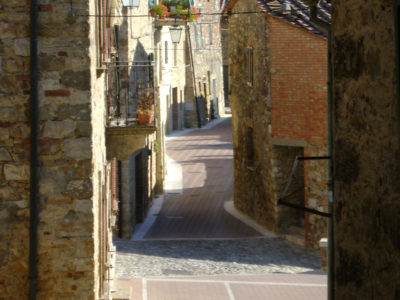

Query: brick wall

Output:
[332, 1, 400, 298]
[269, 17, 327, 143]
[269, 17, 328, 248]
[228, 1, 328, 248]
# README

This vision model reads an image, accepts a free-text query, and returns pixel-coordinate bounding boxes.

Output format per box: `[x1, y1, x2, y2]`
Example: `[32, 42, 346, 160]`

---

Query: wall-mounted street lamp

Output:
[122, 0, 140, 8]
[169, 20, 183, 44]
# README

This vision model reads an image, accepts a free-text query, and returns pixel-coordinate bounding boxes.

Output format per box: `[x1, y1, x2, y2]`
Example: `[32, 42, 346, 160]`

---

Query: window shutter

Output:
[111, 158, 119, 213]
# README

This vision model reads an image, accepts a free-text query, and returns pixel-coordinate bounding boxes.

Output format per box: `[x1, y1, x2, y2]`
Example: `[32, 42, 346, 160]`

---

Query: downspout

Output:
[29, 0, 39, 298]
[395, 1, 400, 172]
[327, 28, 334, 300]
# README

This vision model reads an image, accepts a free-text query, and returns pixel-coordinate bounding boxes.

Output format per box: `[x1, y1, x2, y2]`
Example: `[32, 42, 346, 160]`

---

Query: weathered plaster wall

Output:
[332, 1, 400, 298]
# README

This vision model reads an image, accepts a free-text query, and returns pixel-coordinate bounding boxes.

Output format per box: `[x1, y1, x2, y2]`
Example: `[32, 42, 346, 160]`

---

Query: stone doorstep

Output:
[110, 285, 132, 300]
[283, 233, 306, 247]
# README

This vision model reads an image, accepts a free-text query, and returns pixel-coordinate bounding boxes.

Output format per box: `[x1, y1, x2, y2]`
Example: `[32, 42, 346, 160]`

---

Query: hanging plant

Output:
[174, 6, 200, 22]
[149, 3, 169, 19]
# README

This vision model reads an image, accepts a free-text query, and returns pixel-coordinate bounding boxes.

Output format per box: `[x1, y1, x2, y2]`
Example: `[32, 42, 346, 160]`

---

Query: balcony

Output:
[106, 60, 156, 134]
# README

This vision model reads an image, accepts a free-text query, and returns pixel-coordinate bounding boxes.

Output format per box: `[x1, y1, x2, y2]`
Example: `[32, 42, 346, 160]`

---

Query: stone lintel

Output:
[106, 129, 154, 160]
[270, 137, 308, 148]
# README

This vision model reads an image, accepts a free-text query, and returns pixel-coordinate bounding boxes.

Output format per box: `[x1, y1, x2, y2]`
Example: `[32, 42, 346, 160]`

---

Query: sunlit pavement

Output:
[113, 117, 327, 299]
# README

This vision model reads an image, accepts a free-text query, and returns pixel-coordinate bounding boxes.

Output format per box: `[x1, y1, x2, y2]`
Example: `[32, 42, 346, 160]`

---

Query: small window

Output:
[174, 44, 177, 66]
[208, 24, 213, 45]
[165, 41, 168, 64]
[247, 127, 254, 167]
[194, 24, 199, 49]
[200, 24, 204, 49]
[247, 47, 254, 85]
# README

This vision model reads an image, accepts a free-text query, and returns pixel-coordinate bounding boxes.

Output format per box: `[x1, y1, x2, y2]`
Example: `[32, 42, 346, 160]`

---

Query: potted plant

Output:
[174, 6, 200, 22]
[149, 3, 169, 19]
[184, 7, 200, 22]
[136, 91, 155, 126]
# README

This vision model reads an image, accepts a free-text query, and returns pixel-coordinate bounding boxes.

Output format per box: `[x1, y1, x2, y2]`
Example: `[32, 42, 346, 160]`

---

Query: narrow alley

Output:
[114, 118, 326, 300]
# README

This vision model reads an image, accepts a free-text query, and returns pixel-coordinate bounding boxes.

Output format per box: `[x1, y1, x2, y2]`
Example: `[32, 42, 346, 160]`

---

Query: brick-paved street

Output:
[114, 117, 327, 299]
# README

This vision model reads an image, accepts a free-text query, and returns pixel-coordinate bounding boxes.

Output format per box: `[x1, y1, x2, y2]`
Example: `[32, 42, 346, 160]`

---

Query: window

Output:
[247, 47, 254, 85]
[174, 44, 177, 66]
[194, 24, 199, 49]
[200, 24, 204, 49]
[247, 127, 255, 167]
[208, 24, 212, 45]
[165, 41, 168, 64]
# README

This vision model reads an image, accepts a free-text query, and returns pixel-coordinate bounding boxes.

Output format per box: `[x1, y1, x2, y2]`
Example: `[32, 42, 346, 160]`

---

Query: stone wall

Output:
[228, 0, 276, 231]
[188, 0, 225, 123]
[269, 16, 328, 248]
[0, 0, 31, 297]
[332, 1, 400, 298]
[0, 0, 112, 298]
[272, 145, 305, 233]
[228, 0, 328, 248]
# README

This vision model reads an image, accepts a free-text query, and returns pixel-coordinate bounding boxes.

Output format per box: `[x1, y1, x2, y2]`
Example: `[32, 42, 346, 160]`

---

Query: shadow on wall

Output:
[127, 42, 154, 120]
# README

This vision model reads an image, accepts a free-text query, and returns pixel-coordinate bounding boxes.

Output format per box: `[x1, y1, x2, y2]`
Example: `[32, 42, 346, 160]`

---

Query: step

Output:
[111, 286, 132, 300]
[284, 233, 306, 247]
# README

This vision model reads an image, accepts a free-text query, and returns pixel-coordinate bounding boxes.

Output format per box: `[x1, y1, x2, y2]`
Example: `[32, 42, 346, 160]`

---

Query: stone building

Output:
[226, 0, 330, 248]
[0, 0, 164, 298]
[154, 19, 187, 136]
[331, 0, 400, 298]
[186, 0, 225, 126]
[0, 0, 117, 297]
[106, 0, 159, 239]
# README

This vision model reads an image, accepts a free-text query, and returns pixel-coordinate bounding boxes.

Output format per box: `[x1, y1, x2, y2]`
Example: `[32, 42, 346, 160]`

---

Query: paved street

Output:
[114, 117, 326, 300]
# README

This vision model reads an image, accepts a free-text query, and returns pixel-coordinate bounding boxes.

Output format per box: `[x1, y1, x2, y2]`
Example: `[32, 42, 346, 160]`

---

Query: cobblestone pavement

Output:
[115, 238, 322, 278]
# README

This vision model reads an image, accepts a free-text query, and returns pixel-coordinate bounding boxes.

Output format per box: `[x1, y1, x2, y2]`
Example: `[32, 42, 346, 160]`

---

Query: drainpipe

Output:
[327, 28, 334, 300]
[395, 1, 400, 171]
[29, 0, 39, 298]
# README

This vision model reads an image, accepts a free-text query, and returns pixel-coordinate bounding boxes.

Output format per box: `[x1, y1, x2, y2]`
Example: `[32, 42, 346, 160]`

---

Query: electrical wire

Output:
[77, 7, 318, 18]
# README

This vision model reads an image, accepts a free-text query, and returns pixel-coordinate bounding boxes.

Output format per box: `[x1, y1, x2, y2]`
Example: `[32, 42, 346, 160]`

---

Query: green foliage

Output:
[162, 0, 190, 8]
[153, 140, 160, 153]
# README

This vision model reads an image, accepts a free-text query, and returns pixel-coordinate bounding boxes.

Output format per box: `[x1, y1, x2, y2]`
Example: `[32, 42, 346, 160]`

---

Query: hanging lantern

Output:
[169, 24, 183, 44]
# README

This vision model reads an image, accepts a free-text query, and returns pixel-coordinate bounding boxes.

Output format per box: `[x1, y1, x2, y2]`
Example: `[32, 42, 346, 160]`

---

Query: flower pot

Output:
[137, 110, 155, 126]
[150, 10, 157, 17]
